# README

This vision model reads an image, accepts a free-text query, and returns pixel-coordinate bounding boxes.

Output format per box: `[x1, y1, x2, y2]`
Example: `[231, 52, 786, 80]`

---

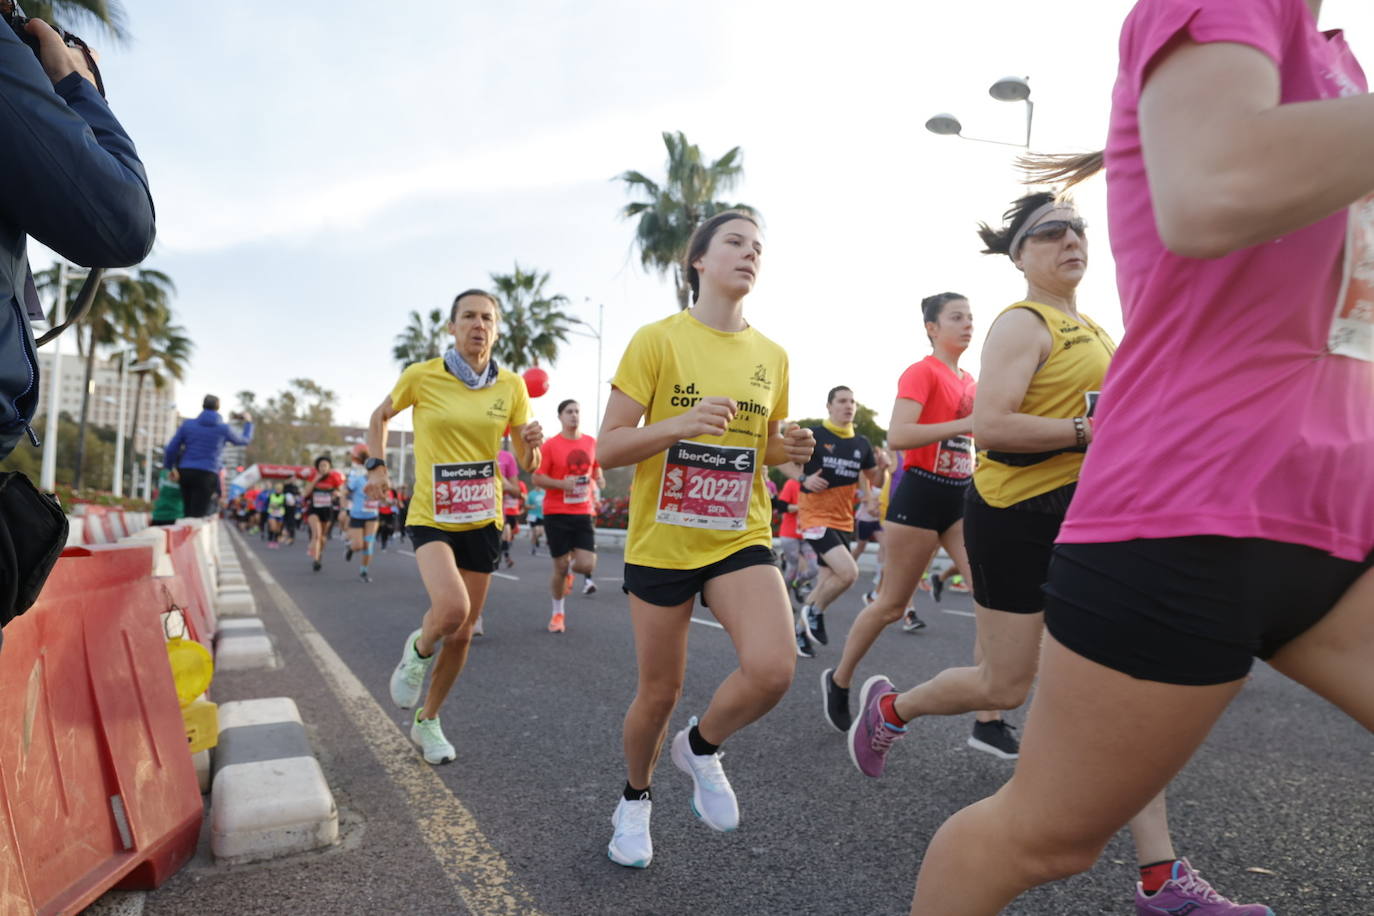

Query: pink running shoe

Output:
[846, 675, 907, 778]
[1136, 859, 1273, 915]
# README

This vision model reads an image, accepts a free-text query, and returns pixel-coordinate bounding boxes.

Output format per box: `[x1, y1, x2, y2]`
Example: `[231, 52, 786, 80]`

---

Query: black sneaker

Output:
[821, 667, 851, 732]
[345, 547, 354, 562]
[901, 609, 927, 632]
[930, 574, 945, 604]
[312, 560, 322, 573]
[967, 720, 1019, 760]
[803, 605, 827, 645]
[795, 626, 815, 659]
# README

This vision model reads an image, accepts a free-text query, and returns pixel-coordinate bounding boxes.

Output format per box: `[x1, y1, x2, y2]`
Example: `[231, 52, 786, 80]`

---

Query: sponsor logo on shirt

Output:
[486, 397, 508, 420]
[750, 364, 772, 391]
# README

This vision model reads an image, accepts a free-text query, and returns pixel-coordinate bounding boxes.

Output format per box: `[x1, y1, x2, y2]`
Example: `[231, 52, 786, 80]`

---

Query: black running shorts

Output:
[347, 516, 376, 530]
[885, 468, 968, 534]
[310, 506, 337, 525]
[856, 520, 882, 541]
[1044, 537, 1374, 686]
[543, 513, 596, 558]
[407, 524, 501, 574]
[624, 545, 777, 608]
[963, 483, 1070, 614]
[806, 527, 853, 568]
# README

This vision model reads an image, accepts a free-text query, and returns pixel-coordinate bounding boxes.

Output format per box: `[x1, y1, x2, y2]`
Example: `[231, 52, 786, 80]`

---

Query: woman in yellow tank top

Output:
[845, 191, 1253, 913]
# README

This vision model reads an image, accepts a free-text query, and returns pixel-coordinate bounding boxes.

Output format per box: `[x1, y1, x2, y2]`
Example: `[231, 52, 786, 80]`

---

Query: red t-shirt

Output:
[777, 477, 801, 539]
[538, 433, 601, 516]
[896, 356, 977, 479]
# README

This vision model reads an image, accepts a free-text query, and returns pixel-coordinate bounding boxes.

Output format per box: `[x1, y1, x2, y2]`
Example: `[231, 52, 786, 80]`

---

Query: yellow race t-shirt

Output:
[612, 310, 790, 569]
[389, 358, 533, 531]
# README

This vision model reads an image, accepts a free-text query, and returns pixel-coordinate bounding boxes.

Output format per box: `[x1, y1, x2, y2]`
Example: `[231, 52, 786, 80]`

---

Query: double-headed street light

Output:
[38, 263, 131, 492]
[567, 299, 605, 432]
[111, 352, 161, 498]
[926, 75, 1034, 148]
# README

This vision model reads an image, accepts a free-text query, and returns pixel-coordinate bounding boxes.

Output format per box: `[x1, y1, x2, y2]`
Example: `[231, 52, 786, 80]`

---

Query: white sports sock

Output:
[552, 597, 565, 616]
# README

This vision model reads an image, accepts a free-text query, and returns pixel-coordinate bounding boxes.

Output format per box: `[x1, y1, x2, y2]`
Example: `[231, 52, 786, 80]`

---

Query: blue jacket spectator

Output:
[1, 19, 156, 460]
[163, 396, 252, 517]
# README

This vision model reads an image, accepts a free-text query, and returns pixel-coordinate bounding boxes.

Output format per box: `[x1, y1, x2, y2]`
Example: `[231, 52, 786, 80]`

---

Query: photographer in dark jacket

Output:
[1, 15, 156, 460]
[163, 396, 253, 518]
[0, 14, 155, 631]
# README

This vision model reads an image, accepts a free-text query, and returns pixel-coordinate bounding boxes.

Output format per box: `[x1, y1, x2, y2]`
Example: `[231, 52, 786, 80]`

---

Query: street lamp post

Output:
[925, 75, 1035, 148]
[570, 299, 605, 431]
[39, 261, 78, 491]
[38, 264, 131, 492]
[111, 354, 161, 497]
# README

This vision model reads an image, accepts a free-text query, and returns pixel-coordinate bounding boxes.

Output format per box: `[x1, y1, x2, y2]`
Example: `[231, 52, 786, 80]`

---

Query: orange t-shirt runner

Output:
[538, 433, 601, 516]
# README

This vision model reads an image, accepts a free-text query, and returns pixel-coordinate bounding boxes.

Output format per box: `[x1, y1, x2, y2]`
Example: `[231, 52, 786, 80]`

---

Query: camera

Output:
[2, 0, 104, 96]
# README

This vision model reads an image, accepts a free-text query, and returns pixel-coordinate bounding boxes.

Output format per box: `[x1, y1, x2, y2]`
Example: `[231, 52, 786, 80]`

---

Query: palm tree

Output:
[60, 268, 174, 489]
[617, 131, 755, 310]
[25, 1, 129, 41]
[489, 264, 574, 372]
[392, 308, 447, 369]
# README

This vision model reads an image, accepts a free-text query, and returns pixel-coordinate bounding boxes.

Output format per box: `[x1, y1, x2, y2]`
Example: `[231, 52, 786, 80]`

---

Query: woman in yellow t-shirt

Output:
[597, 211, 814, 869]
[364, 289, 543, 766]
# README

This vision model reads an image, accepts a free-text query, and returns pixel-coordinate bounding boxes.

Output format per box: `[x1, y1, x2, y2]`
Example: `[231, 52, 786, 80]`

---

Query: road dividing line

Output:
[491, 572, 519, 581]
[941, 608, 976, 618]
[234, 533, 544, 916]
[691, 617, 725, 630]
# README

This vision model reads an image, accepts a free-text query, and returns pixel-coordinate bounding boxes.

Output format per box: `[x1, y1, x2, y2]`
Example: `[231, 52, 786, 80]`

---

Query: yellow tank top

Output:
[974, 301, 1117, 508]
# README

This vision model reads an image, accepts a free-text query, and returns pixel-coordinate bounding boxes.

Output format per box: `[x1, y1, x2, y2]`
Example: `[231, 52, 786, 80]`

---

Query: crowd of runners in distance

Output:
[207, 2, 1374, 911]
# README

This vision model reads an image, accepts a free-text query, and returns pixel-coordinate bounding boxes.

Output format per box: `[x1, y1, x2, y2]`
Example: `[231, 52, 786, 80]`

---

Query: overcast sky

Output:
[32, 0, 1374, 440]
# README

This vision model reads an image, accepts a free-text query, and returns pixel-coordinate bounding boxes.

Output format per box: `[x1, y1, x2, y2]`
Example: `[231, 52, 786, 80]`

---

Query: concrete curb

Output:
[217, 590, 257, 617]
[215, 618, 278, 671]
[211, 697, 338, 865]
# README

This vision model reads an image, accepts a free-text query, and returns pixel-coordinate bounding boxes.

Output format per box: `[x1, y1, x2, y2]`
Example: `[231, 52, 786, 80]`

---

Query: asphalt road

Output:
[122, 527, 1373, 916]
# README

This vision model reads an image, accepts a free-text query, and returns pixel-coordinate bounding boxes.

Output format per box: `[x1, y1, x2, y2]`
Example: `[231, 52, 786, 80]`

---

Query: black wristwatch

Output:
[365, 457, 387, 471]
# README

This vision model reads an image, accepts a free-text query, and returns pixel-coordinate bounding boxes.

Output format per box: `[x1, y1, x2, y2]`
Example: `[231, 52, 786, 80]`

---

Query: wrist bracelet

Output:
[1072, 416, 1087, 447]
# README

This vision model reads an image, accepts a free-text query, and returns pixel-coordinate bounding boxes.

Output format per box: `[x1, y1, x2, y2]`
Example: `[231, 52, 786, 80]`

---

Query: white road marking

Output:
[691, 617, 725, 630]
[233, 531, 543, 915]
[491, 572, 519, 581]
[941, 608, 976, 618]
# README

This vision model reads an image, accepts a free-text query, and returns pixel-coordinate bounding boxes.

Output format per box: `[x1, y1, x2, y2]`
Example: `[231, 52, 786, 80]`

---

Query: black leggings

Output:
[178, 468, 220, 518]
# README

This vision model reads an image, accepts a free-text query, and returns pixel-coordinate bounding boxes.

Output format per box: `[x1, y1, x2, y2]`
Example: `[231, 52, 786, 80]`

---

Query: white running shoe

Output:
[607, 797, 653, 868]
[472, 614, 485, 637]
[410, 711, 456, 765]
[670, 717, 739, 832]
[389, 628, 434, 708]
[583, 579, 598, 596]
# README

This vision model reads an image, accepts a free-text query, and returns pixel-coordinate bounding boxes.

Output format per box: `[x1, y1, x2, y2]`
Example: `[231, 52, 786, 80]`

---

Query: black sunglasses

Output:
[1025, 218, 1087, 243]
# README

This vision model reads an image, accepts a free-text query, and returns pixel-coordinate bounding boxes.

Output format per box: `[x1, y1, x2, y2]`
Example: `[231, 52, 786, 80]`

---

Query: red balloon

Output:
[522, 366, 550, 398]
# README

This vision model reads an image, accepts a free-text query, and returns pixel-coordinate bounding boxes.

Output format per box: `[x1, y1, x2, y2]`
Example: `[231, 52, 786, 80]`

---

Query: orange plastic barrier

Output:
[0, 543, 202, 914]
[165, 526, 217, 649]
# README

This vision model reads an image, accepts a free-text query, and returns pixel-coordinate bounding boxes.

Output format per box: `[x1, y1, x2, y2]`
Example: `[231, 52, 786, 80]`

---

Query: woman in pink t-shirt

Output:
[911, 1, 1374, 913]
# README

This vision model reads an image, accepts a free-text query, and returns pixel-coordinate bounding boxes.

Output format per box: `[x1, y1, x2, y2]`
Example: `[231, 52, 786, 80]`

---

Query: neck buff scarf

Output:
[443, 347, 499, 390]
[823, 418, 855, 438]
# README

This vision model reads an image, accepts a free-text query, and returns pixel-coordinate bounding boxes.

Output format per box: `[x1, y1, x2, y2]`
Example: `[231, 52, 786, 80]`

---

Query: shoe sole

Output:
[847, 675, 893, 778]
[901, 618, 927, 633]
[670, 734, 738, 833]
[966, 736, 1019, 760]
[607, 846, 650, 869]
[820, 667, 849, 733]
[795, 637, 814, 659]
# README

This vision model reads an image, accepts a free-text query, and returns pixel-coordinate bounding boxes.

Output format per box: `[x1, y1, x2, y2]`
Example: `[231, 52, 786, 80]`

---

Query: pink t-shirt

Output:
[1059, 0, 1374, 562]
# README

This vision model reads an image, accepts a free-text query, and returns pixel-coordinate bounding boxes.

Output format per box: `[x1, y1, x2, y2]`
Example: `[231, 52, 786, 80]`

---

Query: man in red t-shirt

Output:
[532, 399, 605, 633]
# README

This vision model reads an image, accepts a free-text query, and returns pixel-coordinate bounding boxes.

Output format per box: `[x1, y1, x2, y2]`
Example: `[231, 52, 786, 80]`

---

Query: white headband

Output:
[1008, 201, 1069, 260]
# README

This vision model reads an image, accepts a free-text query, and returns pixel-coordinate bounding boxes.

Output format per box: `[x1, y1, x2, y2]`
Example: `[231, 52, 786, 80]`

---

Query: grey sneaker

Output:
[967, 720, 1020, 760]
[821, 667, 851, 732]
[410, 711, 456, 765]
[389, 628, 434, 708]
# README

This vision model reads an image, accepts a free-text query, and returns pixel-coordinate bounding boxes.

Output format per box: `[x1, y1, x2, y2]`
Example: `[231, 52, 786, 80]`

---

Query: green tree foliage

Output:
[489, 263, 574, 371]
[392, 308, 448, 369]
[0, 411, 115, 491]
[234, 379, 338, 467]
[618, 131, 755, 310]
